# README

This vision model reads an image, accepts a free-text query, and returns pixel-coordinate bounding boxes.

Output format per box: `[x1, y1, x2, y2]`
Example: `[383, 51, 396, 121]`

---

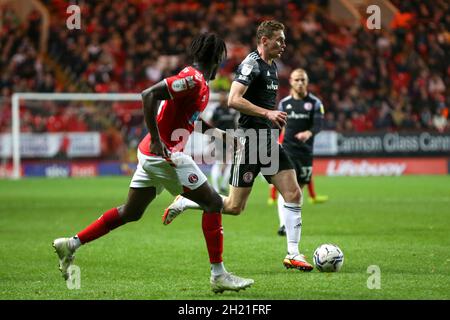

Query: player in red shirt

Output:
[53, 34, 254, 293]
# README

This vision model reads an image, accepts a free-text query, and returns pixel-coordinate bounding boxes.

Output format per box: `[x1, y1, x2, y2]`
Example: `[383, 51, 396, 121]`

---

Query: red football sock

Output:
[308, 179, 316, 199]
[202, 212, 223, 264]
[77, 207, 124, 244]
[270, 185, 277, 201]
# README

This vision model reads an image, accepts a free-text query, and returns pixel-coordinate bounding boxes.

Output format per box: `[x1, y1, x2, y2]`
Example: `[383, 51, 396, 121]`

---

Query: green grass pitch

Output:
[0, 175, 449, 300]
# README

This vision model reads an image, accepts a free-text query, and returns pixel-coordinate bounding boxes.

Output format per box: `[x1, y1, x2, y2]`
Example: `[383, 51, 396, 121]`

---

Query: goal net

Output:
[1, 92, 220, 179]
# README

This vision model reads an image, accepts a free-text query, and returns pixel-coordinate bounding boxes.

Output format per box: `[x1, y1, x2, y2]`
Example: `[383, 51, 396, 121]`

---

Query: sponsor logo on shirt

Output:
[171, 79, 187, 92]
[288, 111, 309, 119]
[266, 81, 278, 90]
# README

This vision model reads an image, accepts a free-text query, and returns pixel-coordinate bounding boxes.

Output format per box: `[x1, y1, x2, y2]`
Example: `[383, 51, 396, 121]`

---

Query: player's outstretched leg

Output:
[53, 187, 155, 280]
[52, 207, 124, 279]
[162, 194, 225, 225]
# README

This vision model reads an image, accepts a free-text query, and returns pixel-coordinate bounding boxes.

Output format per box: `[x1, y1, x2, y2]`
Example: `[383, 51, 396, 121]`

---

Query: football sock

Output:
[308, 179, 316, 199]
[211, 262, 227, 276]
[283, 202, 302, 255]
[202, 212, 223, 264]
[277, 193, 285, 227]
[77, 207, 124, 244]
[68, 236, 82, 251]
[210, 162, 221, 191]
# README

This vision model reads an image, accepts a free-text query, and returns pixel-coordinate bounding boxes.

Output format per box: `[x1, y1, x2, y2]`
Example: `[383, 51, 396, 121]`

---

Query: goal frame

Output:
[10, 92, 142, 179]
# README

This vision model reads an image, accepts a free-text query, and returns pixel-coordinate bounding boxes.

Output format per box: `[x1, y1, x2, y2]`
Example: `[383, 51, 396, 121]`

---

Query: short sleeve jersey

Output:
[211, 106, 237, 131]
[233, 50, 279, 129]
[278, 93, 325, 156]
[138, 66, 209, 155]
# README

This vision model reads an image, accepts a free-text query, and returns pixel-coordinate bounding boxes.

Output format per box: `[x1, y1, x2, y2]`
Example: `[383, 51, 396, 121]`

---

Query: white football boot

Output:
[52, 238, 76, 280]
[162, 195, 185, 225]
[210, 272, 254, 294]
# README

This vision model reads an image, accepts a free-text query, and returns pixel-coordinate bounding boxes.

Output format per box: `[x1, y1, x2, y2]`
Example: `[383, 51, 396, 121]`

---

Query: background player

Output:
[209, 92, 238, 194]
[275, 68, 328, 236]
[52, 33, 254, 294]
[163, 21, 313, 272]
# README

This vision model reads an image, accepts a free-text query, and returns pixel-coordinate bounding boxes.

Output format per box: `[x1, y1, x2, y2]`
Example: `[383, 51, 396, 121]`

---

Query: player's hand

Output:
[150, 139, 170, 158]
[265, 110, 287, 129]
[295, 131, 312, 142]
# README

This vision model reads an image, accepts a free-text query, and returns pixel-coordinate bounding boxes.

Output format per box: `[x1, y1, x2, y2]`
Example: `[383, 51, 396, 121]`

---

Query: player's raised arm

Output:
[141, 80, 171, 157]
[228, 81, 287, 129]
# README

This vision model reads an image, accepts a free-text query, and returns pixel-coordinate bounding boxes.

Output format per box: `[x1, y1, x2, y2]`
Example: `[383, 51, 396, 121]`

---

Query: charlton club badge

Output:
[243, 172, 254, 184]
[188, 174, 199, 184]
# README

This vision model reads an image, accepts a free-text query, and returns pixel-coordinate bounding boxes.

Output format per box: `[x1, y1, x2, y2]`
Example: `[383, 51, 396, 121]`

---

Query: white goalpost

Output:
[9, 92, 220, 180]
[11, 93, 142, 180]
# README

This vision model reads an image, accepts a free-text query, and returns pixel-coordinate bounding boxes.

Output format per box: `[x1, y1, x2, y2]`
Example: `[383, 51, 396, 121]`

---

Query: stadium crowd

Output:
[0, 0, 448, 144]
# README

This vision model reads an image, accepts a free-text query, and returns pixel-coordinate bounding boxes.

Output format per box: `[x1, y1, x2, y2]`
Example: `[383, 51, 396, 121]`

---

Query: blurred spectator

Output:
[0, 0, 448, 148]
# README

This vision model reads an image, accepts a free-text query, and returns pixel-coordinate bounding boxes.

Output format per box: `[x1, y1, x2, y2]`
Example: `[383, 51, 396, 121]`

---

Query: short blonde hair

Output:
[290, 68, 308, 78]
[256, 20, 285, 43]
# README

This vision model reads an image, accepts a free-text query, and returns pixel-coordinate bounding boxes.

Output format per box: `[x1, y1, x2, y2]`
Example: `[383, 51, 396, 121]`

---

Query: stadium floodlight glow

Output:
[10, 93, 142, 180]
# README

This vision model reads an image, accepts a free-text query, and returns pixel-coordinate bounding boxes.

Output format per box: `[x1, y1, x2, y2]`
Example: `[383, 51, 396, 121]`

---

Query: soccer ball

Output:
[313, 244, 344, 272]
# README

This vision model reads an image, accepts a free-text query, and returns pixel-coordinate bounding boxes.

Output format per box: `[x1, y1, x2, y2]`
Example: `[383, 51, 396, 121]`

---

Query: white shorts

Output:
[130, 150, 207, 196]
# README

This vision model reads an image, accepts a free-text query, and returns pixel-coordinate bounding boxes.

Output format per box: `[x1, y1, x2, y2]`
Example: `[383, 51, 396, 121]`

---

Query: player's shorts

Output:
[229, 129, 294, 187]
[285, 150, 313, 185]
[130, 150, 207, 196]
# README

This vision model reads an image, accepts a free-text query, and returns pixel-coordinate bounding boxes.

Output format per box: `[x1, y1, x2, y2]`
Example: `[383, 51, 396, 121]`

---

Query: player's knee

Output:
[226, 205, 243, 215]
[282, 187, 302, 204]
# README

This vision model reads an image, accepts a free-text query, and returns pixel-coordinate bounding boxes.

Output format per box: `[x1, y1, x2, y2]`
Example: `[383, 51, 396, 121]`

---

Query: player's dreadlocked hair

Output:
[188, 33, 227, 65]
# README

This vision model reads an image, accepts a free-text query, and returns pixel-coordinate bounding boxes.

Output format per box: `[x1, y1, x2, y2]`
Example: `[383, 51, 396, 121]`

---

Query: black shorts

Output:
[229, 129, 294, 187]
[285, 150, 313, 185]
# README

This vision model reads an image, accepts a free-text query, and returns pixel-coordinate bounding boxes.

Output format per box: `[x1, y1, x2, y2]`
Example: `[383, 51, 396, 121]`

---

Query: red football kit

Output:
[138, 66, 210, 155]
[75, 66, 223, 266]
